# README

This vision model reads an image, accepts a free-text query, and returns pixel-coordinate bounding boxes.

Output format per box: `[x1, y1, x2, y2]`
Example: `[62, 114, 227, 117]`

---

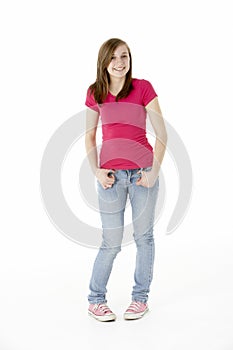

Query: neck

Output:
[109, 76, 126, 95]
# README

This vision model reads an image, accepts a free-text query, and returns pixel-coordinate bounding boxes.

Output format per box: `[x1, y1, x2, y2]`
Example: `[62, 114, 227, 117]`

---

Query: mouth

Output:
[113, 67, 125, 72]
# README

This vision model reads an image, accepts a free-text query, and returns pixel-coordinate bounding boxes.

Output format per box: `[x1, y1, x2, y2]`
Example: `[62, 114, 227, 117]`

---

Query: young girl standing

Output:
[85, 38, 167, 321]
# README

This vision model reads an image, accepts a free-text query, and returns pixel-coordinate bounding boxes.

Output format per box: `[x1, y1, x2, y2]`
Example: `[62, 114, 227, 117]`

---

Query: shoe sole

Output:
[88, 311, 116, 322]
[124, 308, 149, 320]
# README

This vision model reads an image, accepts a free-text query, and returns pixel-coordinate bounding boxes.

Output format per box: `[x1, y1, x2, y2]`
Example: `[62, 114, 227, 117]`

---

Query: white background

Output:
[1, 0, 233, 349]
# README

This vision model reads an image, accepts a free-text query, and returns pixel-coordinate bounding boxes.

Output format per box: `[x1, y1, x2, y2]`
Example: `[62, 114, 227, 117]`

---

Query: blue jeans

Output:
[88, 167, 159, 304]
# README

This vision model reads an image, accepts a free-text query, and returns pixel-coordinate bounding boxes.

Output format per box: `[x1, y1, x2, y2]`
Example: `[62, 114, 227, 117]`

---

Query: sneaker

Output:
[88, 303, 116, 322]
[124, 301, 149, 320]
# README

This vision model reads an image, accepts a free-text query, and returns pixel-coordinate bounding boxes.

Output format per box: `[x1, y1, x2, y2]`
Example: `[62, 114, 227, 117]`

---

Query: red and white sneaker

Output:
[88, 303, 116, 322]
[124, 301, 149, 320]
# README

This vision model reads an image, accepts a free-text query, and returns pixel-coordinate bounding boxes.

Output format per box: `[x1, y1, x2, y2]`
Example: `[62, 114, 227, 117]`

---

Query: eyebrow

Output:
[112, 52, 129, 56]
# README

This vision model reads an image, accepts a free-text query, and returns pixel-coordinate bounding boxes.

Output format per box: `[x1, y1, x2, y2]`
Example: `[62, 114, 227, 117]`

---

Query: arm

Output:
[85, 108, 115, 189]
[85, 107, 99, 175]
[136, 97, 167, 187]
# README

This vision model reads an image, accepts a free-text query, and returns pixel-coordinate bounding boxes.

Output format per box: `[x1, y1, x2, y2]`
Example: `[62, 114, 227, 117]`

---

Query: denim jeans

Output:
[88, 167, 159, 304]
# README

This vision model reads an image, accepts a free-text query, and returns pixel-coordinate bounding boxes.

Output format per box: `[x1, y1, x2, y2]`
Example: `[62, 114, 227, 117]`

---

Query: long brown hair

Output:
[89, 38, 133, 104]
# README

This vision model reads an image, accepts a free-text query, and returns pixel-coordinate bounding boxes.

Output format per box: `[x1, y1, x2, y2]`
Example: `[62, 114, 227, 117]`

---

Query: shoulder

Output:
[85, 86, 95, 103]
[86, 85, 94, 97]
[85, 85, 99, 112]
[132, 78, 153, 89]
[132, 78, 158, 106]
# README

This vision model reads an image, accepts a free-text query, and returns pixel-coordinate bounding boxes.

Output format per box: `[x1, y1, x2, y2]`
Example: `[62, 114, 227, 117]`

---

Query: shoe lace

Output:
[94, 304, 111, 314]
[128, 301, 143, 311]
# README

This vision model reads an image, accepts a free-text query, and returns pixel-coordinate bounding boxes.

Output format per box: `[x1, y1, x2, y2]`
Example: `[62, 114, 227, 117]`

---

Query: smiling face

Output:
[107, 44, 130, 79]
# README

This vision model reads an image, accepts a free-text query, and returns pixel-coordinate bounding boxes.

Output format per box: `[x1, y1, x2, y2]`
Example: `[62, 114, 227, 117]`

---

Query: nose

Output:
[115, 57, 123, 65]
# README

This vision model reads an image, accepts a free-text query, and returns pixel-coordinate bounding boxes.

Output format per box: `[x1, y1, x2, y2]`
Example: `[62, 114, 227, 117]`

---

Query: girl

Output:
[85, 38, 167, 321]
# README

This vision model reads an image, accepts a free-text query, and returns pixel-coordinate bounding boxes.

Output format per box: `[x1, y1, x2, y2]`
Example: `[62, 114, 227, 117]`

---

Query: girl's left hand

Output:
[136, 170, 158, 188]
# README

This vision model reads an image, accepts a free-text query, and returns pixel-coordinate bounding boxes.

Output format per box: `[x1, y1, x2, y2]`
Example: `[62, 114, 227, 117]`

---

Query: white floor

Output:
[1, 220, 233, 350]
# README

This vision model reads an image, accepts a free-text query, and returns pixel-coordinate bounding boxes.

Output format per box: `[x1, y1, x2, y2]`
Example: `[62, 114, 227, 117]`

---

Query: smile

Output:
[114, 67, 125, 71]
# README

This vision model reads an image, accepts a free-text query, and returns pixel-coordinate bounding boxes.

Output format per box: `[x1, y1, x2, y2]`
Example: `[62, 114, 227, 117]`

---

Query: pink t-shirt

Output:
[85, 78, 157, 169]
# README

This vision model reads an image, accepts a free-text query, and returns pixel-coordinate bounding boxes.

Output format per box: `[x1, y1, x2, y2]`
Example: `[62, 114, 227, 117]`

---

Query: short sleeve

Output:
[85, 88, 99, 112]
[141, 79, 158, 106]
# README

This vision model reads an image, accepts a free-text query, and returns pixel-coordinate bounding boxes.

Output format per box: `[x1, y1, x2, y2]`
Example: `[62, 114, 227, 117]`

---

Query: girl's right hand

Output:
[95, 168, 115, 189]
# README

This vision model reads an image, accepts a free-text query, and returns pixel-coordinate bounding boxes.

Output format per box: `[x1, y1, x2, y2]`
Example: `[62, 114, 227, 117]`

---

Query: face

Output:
[107, 44, 130, 79]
